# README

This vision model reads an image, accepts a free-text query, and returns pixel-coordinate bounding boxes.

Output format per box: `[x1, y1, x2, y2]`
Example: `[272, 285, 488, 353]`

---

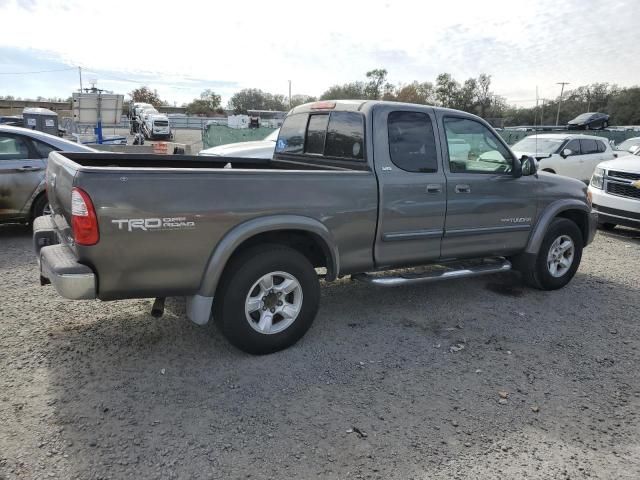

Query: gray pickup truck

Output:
[34, 100, 597, 354]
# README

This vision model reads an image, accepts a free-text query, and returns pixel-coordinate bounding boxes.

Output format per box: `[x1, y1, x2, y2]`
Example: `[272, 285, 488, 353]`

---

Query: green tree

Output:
[129, 86, 163, 106]
[365, 68, 393, 100]
[476, 74, 492, 117]
[185, 89, 222, 115]
[228, 89, 288, 114]
[289, 94, 317, 108]
[393, 81, 436, 104]
[435, 73, 459, 108]
[320, 82, 367, 100]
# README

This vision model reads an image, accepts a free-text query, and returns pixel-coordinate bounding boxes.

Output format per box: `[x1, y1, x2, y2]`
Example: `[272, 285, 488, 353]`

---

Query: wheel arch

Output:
[25, 180, 47, 220]
[525, 200, 590, 254]
[197, 215, 339, 299]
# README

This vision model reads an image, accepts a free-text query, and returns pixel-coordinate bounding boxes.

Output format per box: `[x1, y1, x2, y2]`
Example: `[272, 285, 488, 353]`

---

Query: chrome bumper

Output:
[33, 215, 96, 300]
[40, 245, 96, 300]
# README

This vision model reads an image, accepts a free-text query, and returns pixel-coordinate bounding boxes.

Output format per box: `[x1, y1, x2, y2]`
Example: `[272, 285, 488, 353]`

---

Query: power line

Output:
[0, 67, 77, 75]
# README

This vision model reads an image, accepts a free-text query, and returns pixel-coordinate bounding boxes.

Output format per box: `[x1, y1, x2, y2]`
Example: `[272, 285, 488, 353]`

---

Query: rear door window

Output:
[596, 140, 607, 153]
[388, 111, 438, 172]
[580, 139, 598, 154]
[325, 112, 364, 160]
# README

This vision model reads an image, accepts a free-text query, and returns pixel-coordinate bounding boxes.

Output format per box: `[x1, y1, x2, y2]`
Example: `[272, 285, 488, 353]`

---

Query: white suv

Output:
[512, 134, 616, 183]
[588, 148, 640, 230]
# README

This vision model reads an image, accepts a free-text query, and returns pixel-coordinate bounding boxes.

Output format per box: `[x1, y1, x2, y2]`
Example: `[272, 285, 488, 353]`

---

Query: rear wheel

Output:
[214, 245, 320, 354]
[520, 218, 583, 290]
[31, 194, 50, 220]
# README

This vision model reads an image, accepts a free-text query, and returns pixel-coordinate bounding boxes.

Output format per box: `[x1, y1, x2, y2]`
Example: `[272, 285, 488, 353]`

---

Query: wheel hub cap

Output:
[546, 235, 575, 278]
[245, 271, 303, 335]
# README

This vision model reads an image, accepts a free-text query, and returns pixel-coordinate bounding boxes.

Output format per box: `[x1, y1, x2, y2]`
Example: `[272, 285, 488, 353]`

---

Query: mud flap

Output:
[186, 295, 213, 325]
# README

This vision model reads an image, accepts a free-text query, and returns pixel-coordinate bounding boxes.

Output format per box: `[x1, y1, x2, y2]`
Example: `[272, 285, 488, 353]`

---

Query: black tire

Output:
[520, 218, 583, 290]
[213, 245, 320, 355]
[599, 222, 616, 231]
[31, 194, 50, 220]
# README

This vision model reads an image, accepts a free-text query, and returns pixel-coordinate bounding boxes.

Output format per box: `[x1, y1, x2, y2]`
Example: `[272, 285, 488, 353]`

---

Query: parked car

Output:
[0, 115, 24, 127]
[589, 147, 640, 230]
[144, 113, 172, 140]
[0, 125, 96, 224]
[567, 112, 610, 130]
[199, 129, 279, 158]
[33, 100, 596, 354]
[613, 137, 640, 155]
[511, 133, 616, 183]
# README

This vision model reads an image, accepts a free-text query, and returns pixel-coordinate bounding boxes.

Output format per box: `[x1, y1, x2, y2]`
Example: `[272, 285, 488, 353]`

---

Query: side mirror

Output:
[512, 156, 523, 178]
[561, 148, 572, 158]
[521, 155, 537, 176]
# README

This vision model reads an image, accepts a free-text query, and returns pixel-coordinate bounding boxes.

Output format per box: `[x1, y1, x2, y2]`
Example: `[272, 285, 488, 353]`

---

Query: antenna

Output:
[555, 82, 570, 126]
[535, 86, 538, 156]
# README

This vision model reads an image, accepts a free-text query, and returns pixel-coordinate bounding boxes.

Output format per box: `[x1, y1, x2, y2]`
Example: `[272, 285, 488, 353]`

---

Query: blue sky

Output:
[1, 0, 639, 107]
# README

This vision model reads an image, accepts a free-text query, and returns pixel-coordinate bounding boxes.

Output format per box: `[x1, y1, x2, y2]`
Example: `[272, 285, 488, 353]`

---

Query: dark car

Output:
[567, 112, 609, 130]
[0, 115, 24, 128]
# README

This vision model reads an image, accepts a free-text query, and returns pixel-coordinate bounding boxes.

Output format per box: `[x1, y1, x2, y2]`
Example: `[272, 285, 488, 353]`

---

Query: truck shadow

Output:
[38, 268, 639, 478]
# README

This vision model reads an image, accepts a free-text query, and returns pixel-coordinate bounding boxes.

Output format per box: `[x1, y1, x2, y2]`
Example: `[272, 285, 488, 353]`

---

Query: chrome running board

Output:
[352, 258, 512, 286]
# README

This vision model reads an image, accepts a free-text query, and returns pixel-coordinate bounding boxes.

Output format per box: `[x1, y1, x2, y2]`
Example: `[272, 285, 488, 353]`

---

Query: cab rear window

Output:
[276, 112, 365, 160]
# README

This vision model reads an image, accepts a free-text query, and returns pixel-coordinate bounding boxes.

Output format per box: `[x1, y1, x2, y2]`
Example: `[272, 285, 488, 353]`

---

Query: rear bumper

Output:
[34, 215, 97, 300]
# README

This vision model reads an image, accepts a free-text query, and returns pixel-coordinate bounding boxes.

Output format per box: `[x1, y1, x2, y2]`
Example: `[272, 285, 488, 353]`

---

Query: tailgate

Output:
[46, 151, 79, 243]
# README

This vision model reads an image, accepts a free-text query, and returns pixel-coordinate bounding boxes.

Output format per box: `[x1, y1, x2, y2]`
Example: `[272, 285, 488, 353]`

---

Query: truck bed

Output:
[46, 151, 378, 300]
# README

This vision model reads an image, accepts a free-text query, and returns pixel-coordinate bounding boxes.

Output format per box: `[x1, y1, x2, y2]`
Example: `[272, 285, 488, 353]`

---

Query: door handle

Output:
[455, 184, 471, 194]
[426, 184, 442, 194]
[18, 165, 43, 171]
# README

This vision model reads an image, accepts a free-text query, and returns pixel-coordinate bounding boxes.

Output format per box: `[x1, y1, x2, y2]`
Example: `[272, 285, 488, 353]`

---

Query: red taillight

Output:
[71, 187, 99, 246]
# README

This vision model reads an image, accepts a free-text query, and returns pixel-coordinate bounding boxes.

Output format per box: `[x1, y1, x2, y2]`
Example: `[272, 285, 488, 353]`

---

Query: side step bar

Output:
[352, 258, 512, 286]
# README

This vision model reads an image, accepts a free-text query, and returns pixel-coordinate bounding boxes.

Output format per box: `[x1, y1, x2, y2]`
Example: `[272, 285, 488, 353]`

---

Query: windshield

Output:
[264, 129, 280, 141]
[615, 138, 640, 151]
[511, 137, 565, 154]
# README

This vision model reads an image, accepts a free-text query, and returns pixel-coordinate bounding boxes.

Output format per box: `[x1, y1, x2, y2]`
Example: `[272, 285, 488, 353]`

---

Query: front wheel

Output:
[214, 245, 320, 354]
[520, 218, 583, 290]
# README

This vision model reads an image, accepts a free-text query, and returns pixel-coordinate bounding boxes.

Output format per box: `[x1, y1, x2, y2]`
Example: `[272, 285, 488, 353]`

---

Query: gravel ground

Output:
[1, 225, 639, 479]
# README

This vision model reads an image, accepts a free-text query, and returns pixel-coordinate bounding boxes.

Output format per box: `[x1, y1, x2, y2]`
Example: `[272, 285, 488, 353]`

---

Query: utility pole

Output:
[586, 88, 591, 111]
[78, 66, 83, 93]
[540, 98, 546, 125]
[555, 82, 569, 126]
[288, 80, 292, 109]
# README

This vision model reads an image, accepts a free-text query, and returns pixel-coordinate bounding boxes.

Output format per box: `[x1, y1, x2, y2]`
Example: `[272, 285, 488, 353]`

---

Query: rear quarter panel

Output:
[74, 168, 378, 300]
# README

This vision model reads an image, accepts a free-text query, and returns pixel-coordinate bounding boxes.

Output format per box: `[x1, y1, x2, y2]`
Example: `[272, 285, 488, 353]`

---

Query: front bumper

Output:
[33, 215, 97, 300]
[590, 185, 640, 229]
[593, 204, 640, 228]
[587, 209, 598, 245]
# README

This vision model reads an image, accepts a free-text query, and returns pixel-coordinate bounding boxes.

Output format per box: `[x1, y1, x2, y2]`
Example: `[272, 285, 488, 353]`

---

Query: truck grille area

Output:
[606, 182, 640, 199]
[608, 170, 640, 181]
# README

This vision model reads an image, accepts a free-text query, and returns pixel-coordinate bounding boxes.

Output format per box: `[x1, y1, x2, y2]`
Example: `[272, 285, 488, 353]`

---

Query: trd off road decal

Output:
[112, 217, 196, 232]
[500, 217, 532, 224]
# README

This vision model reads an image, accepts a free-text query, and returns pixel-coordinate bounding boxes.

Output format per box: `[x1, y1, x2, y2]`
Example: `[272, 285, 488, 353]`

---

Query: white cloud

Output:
[1, 0, 639, 105]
